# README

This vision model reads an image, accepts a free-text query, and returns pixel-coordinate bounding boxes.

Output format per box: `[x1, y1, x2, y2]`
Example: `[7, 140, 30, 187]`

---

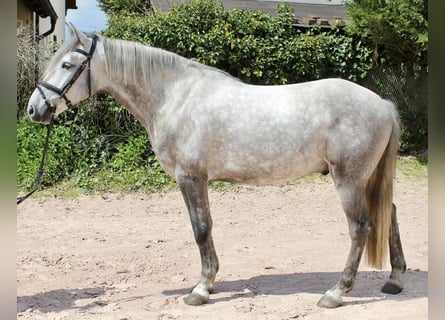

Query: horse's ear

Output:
[66, 21, 76, 38]
[66, 21, 90, 47]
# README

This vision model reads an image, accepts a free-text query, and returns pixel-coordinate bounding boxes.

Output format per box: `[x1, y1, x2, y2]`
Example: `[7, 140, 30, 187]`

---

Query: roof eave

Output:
[23, 0, 58, 19]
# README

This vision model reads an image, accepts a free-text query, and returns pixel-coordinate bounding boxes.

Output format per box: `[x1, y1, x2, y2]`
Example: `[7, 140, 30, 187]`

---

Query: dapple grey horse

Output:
[27, 24, 406, 308]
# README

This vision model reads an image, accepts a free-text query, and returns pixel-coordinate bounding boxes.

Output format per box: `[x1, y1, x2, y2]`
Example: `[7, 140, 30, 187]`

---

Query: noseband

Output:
[37, 35, 97, 112]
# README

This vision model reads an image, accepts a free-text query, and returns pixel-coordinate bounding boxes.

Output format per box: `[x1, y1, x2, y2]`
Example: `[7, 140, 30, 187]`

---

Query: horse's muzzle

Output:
[27, 103, 52, 124]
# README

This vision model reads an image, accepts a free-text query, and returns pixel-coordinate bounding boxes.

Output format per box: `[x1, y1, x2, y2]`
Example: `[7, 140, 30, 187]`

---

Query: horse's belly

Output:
[207, 151, 327, 185]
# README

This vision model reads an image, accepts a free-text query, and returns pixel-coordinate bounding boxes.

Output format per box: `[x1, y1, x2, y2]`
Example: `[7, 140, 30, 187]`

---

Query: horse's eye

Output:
[62, 62, 72, 70]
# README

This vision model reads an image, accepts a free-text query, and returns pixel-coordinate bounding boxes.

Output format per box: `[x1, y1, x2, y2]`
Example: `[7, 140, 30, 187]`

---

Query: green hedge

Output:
[17, 0, 425, 192]
[105, 1, 373, 83]
[17, 97, 173, 192]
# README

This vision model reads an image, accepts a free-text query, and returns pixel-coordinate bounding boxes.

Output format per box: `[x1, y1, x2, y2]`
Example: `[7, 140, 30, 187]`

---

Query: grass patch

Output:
[397, 155, 428, 179]
[17, 155, 427, 200]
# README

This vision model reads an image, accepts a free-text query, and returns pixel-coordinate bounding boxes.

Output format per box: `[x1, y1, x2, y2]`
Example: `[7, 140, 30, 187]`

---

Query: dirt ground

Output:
[17, 172, 427, 320]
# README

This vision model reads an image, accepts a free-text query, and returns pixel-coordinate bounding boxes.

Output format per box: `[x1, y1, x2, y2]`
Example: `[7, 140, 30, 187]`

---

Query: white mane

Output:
[101, 36, 239, 86]
[102, 37, 184, 86]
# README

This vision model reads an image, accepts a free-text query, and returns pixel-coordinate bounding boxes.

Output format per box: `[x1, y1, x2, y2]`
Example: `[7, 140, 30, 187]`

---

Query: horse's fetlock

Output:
[341, 275, 355, 291]
[391, 257, 406, 273]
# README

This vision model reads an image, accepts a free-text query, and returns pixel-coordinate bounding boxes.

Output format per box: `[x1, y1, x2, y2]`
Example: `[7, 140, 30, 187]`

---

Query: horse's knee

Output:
[192, 221, 211, 244]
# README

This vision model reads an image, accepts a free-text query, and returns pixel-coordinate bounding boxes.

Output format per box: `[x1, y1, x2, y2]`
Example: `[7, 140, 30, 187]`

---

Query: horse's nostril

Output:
[28, 105, 35, 116]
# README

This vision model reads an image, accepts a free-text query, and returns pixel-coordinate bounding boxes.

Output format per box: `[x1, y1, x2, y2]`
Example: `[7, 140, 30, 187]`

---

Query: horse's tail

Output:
[365, 101, 400, 269]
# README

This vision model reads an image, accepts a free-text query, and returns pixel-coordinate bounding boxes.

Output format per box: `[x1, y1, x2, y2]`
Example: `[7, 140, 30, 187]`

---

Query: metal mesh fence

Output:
[358, 65, 428, 154]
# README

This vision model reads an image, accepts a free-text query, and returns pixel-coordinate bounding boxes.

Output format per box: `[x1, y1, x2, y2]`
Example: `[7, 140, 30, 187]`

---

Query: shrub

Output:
[17, 116, 77, 189]
[104, 0, 373, 84]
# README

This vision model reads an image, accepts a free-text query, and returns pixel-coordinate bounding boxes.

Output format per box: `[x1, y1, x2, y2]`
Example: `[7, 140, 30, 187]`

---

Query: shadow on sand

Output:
[17, 287, 107, 314]
[17, 269, 426, 314]
[163, 269, 427, 305]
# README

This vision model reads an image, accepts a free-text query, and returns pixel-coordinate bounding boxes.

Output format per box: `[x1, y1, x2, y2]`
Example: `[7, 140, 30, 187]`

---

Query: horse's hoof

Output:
[184, 292, 209, 306]
[317, 292, 343, 308]
[382, 279, 403, 295]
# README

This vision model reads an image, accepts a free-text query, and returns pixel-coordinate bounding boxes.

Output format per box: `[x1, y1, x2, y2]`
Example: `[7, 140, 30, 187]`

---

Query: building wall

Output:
[18, 0, 77, 44]
[39, 0, 67, 44]
[17, 0, 33, 29]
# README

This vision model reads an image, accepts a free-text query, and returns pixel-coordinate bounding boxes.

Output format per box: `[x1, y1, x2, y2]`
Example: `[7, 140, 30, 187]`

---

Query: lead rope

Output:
[17, 113, 55, 205]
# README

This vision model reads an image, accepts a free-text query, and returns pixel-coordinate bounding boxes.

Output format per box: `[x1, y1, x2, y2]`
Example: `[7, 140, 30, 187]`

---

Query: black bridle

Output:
[17, 36, 97, 205]
[37, 36, 97, 112]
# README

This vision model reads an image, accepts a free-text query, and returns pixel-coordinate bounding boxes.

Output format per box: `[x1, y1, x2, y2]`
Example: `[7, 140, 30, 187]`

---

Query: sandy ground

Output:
[17, 172, 427, 320]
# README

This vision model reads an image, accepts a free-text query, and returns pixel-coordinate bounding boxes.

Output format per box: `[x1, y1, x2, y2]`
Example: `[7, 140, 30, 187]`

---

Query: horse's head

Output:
[27, 23, 98, 124]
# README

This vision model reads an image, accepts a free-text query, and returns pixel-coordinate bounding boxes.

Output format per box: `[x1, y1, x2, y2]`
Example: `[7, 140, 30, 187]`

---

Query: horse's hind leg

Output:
[317, 181, 371, 308]
[176, 170, 219, 306]
[382, 203, 406, 294]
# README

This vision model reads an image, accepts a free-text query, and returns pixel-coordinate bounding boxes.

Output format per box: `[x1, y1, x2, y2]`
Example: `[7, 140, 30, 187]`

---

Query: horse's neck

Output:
[104, 81, 161, 129]
[98, 46, 186, 128]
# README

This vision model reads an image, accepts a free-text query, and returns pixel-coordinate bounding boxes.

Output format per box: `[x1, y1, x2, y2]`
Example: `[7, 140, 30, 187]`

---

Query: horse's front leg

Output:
[176, 170, 219, 305]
